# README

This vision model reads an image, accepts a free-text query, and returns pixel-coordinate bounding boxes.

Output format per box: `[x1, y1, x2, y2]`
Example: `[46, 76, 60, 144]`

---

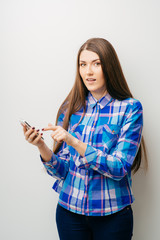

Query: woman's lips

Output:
[86, 78, 96, 83]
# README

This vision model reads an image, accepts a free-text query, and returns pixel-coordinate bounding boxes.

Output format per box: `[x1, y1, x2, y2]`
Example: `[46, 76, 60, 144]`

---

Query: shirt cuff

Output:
[40, 153, 57, 167]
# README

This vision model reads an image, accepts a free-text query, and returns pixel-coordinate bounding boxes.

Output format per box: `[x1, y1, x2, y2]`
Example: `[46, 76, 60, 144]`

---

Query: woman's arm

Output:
[41, 100, 143, 181]
[38, 142, 52, 162]
[77, 100, 143, 180]
[71, 138, 87, 157]
[22, 124, 69, 180]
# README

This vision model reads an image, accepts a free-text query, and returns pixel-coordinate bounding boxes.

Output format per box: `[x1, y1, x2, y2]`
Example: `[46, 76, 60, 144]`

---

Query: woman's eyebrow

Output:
[79, 58, 100, 63]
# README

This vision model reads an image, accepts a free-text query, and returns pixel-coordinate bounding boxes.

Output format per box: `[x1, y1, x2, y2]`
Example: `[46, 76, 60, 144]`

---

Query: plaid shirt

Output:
[41, 92, 143, 216]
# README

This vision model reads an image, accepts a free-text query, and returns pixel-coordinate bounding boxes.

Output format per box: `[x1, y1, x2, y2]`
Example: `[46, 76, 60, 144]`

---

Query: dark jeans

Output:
[56, 203, 133, 240]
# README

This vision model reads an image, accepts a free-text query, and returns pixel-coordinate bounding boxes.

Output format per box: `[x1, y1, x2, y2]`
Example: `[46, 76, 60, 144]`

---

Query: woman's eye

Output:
[80, 63, 86, 67]
[79, 62, 100, 67]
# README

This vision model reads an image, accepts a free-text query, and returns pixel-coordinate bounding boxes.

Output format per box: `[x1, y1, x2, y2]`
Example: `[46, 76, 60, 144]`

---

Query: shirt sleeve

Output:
[77, 100, 143, 181]
[40, 147, 70, 180]
[40, 110, 70, 180]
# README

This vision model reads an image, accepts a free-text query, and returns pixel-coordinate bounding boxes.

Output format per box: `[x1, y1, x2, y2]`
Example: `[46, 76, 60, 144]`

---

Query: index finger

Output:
[42, 123, 58, 132]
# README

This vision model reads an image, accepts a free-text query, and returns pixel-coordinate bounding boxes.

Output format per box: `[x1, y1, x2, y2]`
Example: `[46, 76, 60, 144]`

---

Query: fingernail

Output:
[37, 129, 40, 132]
[41, 133, 43, 135]
[32, 127, 35, 130]
[42, 128, 44, 131]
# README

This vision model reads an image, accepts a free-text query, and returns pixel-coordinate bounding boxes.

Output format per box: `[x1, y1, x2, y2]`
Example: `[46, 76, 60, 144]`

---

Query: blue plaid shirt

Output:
[41, 92, 143, 216]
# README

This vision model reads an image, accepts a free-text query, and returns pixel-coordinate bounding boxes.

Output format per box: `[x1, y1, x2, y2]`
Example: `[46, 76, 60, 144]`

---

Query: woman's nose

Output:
[86, 64, 93, 74]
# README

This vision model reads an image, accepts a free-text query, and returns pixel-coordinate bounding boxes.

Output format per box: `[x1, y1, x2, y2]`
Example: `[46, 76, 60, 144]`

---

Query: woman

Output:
[22, 38, 147, 240]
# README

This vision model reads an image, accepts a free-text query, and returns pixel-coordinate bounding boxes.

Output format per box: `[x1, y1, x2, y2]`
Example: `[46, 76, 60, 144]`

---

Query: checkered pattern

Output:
[41, 92, 143, 216]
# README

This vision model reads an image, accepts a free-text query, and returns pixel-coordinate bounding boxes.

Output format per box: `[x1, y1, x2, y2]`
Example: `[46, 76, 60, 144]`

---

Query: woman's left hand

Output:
[42, 123, 77, 146]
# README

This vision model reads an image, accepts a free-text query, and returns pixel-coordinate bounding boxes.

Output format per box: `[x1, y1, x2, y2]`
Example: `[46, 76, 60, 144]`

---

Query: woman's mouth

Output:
[86, 78, 96, 83]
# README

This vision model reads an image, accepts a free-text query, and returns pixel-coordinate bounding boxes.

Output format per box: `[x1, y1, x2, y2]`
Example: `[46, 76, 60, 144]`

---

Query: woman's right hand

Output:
[22, 125, 44, 148]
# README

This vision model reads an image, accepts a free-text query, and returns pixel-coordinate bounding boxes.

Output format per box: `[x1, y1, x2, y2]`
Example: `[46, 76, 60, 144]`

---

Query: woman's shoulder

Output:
[114, 97, 143, 110]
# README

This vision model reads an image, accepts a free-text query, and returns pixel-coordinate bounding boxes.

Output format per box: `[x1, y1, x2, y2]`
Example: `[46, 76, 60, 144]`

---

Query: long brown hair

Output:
[53, 37, 148, 174]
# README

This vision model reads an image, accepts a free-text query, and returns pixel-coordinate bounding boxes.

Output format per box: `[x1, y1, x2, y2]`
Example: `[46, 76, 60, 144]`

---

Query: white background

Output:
[0, 0, 160, 239]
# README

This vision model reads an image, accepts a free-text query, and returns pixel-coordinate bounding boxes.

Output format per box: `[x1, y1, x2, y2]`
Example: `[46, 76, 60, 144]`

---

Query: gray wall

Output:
[0, 0, 159, 239]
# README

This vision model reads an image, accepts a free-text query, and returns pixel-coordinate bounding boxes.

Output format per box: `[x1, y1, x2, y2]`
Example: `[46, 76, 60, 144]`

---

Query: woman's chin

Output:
[86, 86, 97, 92]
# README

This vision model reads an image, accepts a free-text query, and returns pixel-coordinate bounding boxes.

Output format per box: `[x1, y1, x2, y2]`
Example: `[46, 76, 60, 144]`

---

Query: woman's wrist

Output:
[37, 142, 53, 162]
[69, 135, 87, 157]
[69, 135, 79, 148]
[37, 140, 46, 150]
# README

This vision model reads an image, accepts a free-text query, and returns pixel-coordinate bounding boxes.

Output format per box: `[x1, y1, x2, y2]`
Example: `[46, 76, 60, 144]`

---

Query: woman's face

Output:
[79, 50, 107, 100]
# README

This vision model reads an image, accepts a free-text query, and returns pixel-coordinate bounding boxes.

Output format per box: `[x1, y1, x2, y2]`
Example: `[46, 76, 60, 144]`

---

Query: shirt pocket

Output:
[69, 124, 86, 140]
[102, 124, 121, 151]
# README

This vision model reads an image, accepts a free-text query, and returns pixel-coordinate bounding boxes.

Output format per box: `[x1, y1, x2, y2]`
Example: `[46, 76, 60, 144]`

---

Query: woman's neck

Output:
[90, 89, 108, 101]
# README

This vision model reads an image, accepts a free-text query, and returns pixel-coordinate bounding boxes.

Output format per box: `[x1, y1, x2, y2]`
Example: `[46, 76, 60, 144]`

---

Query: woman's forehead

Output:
[79, 50, 99, 62]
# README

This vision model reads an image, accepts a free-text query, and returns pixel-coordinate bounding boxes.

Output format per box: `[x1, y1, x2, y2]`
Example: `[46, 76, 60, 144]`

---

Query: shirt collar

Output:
[87, 92, 113, 109]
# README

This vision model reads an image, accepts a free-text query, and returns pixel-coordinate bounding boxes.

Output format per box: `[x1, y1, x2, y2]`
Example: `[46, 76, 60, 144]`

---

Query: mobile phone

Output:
[20, 119, 31, 130]
[20, 119, 44, 140]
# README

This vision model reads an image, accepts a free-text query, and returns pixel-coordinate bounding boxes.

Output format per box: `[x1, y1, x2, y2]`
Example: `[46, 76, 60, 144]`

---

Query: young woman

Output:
[22, 38, 147, 240]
